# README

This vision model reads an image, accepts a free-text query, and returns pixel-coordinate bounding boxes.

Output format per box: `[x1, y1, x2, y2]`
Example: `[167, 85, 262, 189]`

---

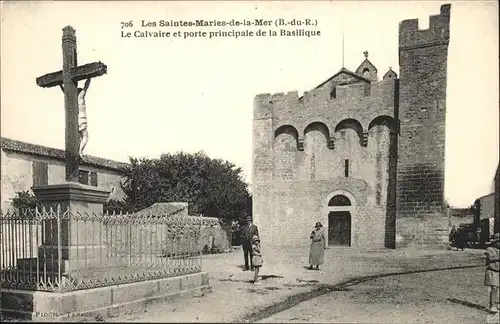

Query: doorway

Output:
[328, 211, 351, 246]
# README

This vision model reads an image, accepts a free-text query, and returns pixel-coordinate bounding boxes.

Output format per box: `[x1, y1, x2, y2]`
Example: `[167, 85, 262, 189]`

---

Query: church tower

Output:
[396, 4, 451, 246]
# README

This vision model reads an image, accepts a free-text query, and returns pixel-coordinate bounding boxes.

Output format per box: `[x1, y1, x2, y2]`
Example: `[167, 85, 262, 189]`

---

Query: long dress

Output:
[484, 246, 499, 287]
[309, 228, 326, 266]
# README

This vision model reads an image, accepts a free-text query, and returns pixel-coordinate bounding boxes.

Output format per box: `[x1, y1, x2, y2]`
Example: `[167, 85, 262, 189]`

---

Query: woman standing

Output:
[485, 233, 500, 313]
[309, 222, 326, 270]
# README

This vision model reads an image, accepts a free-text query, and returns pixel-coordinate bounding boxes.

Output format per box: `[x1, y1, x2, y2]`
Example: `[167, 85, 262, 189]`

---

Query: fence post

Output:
[0, 210, 3, 322]
[200, 214, 203, 270]
[56, 204, 62, 290]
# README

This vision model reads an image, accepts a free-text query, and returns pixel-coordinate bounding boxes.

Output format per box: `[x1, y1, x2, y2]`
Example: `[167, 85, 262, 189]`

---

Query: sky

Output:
[1, 1, 498, 208]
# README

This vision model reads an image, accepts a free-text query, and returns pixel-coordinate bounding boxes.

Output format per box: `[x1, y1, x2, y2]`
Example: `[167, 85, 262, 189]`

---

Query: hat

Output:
[246, 216, 253, 222]
[491, 233, 500, 242]
[315, 222, 323, 228]
[252, 235, 260, 242]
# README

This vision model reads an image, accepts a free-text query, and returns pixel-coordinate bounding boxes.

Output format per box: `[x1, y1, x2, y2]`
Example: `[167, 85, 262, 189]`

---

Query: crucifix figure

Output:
[36, 26, 107, 182]
[59, 78, 91, 155]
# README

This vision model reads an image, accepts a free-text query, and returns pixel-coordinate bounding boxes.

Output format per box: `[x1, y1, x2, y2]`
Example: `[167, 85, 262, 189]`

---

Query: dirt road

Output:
[259, 266, 499, 324]
[105, 247, 485, 323]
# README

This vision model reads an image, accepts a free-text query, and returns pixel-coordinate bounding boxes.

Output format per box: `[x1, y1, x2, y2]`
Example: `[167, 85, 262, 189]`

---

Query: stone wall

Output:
[395, 4, 450, 247]
[1, 149, 33, 212]
[107, 203, 232, 257]
[108, 215, 231, 257]
[252, 5, 451, 248]
[478, 193, 495, 221]
[253, 81, 398, 247]
[450, 208, 472, 219]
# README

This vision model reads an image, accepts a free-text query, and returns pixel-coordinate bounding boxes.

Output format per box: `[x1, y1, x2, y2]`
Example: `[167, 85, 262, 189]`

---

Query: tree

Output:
[10, 190, 43, 216]
[118, 151, 252, 223]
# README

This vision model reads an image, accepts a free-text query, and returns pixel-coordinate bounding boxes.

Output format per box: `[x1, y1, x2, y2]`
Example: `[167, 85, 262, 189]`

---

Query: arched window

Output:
[328, 195, 351, 206]
[362, 68, 370, 78]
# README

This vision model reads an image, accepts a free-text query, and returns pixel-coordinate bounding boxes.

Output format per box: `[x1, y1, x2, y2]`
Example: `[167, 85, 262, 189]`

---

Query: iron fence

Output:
[0, 206, 216, 292]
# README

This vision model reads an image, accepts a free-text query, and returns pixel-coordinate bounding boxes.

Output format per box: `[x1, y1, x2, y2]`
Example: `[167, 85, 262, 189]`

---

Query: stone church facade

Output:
[252, 5, 451, 248]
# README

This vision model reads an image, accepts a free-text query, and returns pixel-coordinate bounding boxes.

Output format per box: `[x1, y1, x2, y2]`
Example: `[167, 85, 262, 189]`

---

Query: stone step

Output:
[1, 264, 202, 291]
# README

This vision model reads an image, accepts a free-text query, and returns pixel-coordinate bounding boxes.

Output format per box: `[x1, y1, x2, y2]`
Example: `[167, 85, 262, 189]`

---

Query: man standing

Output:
[242, 216, 259, 271]
[449, 225, 458, 247]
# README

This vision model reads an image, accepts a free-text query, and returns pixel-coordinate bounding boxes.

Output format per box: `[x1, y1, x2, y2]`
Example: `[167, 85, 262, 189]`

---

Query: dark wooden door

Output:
[328, 211, 351, 246]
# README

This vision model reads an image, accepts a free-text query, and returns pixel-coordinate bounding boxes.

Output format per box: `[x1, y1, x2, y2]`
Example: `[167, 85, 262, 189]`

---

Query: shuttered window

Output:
[32, 161, 48, 186]
[90, 171, 98, 187]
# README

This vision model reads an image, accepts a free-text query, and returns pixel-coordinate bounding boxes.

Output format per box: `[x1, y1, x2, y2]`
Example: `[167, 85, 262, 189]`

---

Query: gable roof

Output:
[313, 67, 372, 90]
[1, 137, 130, 173]
[383, 68, 398, 80]
[355, 59, 378, 74]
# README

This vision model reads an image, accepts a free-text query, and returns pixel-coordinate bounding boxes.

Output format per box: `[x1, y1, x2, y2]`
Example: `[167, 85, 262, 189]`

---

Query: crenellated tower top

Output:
[399, 4, 451, 51]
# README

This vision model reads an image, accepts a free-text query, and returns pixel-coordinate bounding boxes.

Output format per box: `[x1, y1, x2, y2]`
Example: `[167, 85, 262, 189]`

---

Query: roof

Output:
[1, 137, 130, 173]
[313, 67, 372, 90]
[475, 192, 495, 202]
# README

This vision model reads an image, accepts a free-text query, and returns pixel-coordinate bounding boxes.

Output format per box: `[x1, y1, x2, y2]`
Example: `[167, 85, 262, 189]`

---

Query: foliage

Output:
[10, 190, 42, 212]
[103, 198, 134, 214]
[119, 152, 252, 223]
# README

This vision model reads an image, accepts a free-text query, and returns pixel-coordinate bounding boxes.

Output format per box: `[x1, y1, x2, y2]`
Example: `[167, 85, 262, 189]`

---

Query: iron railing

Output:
[0, 206, 218, 292]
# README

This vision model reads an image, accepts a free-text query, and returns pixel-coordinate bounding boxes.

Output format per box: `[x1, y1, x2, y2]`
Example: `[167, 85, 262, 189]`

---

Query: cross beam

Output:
[36, 25, 107, 183]
[36, 62, 107, 88]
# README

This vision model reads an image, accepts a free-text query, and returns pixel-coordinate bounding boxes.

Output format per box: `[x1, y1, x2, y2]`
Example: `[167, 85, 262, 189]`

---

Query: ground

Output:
[103, 245, 492, 323]
[261, 267, 498, 324]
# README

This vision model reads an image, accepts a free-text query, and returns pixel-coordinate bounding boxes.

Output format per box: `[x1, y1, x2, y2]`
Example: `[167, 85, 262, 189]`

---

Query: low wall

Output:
[199, 219, 232, 253]
[107, 216, 232, 257]
[1, 272, 211, 321]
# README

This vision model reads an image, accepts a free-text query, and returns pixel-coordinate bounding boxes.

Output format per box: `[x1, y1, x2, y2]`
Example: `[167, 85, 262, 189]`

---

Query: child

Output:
[251, 235, 263, 284]
[485, 233, 500, 313]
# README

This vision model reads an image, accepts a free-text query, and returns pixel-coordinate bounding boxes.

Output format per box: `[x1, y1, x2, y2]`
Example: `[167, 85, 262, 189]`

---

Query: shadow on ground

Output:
[447, 298, 491, 313]
[219, 274, 284, 284]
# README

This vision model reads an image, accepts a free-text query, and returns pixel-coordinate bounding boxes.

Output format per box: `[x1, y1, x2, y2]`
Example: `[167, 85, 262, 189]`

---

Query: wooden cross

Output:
[36, 26, 107, 183]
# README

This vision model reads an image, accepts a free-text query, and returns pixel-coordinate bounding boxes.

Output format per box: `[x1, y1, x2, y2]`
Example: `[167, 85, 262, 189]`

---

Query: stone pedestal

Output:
[31, 182, 110, 275]
[32, 182, 110, 213]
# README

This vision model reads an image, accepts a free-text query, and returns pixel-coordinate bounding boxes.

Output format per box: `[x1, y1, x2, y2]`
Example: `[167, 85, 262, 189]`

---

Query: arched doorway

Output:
[327, 194, 353, 246]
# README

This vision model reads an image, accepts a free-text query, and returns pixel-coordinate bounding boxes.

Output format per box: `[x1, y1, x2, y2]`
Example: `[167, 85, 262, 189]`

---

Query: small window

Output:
[344, 159, 349, 178]
[362, 68, 370, 78]
[376, 185, 381, 205]
[79, 170, 90, 185]
[90, 171, 98, 187]
[364, 84, 371, 96]
[330, 87, 336, 99]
